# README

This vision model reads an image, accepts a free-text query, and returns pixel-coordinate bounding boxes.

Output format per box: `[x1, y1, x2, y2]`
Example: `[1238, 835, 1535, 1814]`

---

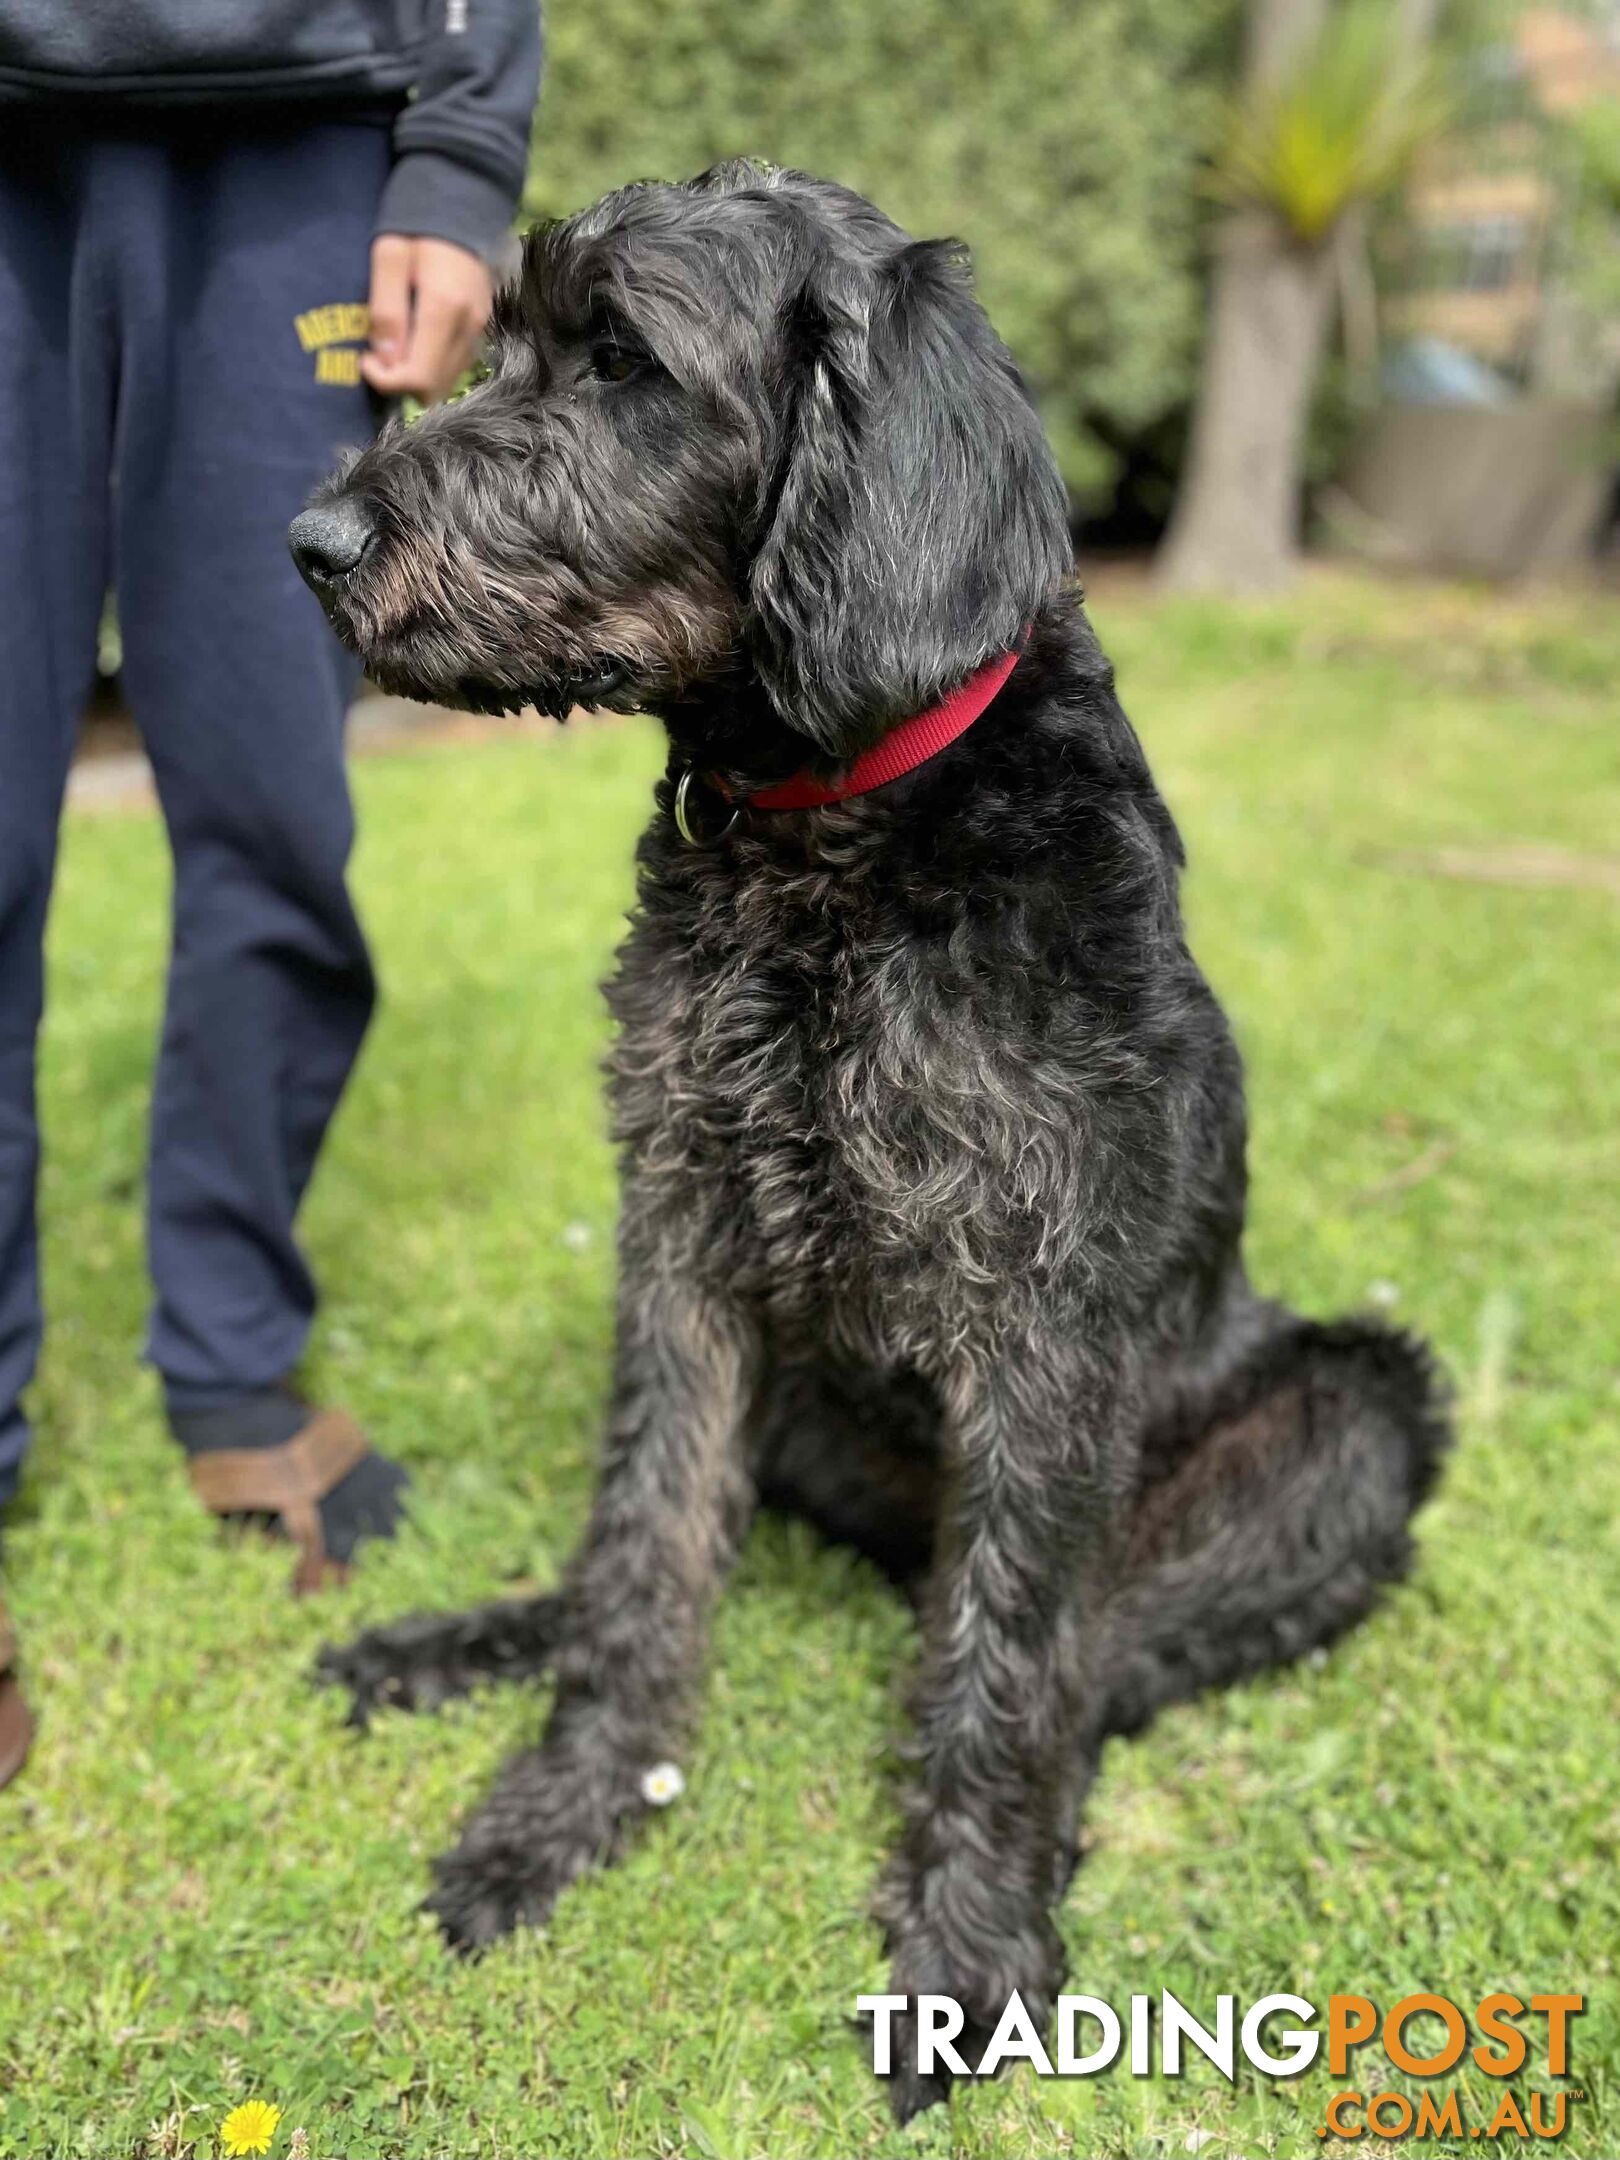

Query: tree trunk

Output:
[1156, 210, 1338, 592]
[1156, 0, 1443, 592]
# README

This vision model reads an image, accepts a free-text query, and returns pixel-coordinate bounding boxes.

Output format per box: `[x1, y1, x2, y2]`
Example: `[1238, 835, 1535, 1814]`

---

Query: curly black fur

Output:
[297, 161, 1449, 2121]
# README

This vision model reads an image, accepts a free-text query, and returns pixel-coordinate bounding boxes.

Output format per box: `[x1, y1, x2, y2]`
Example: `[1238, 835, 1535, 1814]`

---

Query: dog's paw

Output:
[425, 1748, 635, 1954]
[883, 2048, 957, 2126]
[874, 1904, 1065, 2119]
[873, 1997, 998, 2124]
[424, 1840, 572, 1954]
[315, 1596, 563, 1729]
[315, 1611, 486, 1728]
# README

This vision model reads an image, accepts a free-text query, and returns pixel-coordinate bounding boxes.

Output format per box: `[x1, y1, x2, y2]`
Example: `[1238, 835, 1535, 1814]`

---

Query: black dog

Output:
[292, 162, 1447, 2120]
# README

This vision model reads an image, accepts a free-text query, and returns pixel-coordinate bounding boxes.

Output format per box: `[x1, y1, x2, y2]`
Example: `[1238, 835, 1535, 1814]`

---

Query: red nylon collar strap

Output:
[744, 644, 1022, 812]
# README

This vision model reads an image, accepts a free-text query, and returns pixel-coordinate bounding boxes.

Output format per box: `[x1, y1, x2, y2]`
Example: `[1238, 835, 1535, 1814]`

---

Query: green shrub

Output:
[525, 0, 1237, 508]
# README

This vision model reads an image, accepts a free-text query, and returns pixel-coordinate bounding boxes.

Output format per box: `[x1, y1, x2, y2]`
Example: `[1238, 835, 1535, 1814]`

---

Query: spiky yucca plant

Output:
[1208, 0, 1449, 243]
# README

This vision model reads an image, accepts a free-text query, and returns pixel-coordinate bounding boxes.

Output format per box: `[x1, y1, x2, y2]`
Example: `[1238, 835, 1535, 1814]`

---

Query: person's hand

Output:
[362, 235, 493, 405]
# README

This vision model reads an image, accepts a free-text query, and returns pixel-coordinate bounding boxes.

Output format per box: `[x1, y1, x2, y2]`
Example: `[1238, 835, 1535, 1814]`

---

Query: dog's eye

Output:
[590, 342, 650, 385]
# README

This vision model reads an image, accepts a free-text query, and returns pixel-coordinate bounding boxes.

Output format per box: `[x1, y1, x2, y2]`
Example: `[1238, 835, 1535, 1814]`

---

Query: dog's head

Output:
[291, 162, 1072, 776]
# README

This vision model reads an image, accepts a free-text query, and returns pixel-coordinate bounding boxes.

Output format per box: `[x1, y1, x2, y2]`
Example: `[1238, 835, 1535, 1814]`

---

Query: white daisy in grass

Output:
[640, 1761, 685, 1807]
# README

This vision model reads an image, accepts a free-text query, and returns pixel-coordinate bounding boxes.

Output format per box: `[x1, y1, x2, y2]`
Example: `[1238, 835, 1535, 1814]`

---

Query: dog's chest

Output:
[609, 848, 1115, 1345]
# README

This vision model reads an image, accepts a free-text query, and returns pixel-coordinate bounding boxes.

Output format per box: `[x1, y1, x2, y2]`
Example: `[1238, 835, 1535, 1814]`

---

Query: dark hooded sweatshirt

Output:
[0, 1, 543, 263]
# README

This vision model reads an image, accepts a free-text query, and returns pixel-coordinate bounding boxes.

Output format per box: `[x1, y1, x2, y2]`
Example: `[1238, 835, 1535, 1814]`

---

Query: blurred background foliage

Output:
[520, 0, 1620, 569]
[523, 0, 1241, 514]
[1560, 93, 1620, 323]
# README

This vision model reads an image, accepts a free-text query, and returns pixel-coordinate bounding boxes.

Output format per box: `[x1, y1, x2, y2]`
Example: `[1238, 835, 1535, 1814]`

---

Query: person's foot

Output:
[171, 1385, 410, 1593]
[0, 1592, 34, 1791]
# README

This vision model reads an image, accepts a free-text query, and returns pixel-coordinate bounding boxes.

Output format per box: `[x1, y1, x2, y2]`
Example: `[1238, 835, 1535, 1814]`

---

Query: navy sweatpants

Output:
[0, 117, 390, 1509]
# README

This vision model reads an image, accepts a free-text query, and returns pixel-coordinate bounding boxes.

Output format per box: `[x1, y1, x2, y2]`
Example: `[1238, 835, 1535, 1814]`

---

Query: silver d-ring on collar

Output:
[674, 766, 740, 847]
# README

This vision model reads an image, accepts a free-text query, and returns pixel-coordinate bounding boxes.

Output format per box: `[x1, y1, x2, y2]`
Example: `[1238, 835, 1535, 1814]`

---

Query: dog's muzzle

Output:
[289, 500, 376, 593]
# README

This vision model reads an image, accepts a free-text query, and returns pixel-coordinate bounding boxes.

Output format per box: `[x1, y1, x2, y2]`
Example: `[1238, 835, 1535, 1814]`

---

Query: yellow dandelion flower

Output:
[220, 2099, 282, 2157]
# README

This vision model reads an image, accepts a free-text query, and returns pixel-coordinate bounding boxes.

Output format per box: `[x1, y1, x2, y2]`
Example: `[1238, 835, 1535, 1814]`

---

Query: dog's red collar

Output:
[673, 645, 1022, 845]
[748, 645, 1022, 811]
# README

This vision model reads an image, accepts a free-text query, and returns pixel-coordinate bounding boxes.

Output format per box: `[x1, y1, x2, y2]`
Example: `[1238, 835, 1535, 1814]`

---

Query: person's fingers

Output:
[362, 240, 493, 403]
[359, 349, 420, 394]
[403, 282, 475, 405]
[364, 234, 414, 373]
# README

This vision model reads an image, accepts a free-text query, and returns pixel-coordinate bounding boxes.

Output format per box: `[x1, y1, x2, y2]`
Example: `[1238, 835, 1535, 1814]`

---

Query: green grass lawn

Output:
[2, 572, 1617, 2159]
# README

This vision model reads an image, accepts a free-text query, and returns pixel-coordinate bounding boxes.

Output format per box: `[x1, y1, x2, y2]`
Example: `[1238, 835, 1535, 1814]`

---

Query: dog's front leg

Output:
[427, 1261, 759, 1953]
[876, 1341, 1129, 2120]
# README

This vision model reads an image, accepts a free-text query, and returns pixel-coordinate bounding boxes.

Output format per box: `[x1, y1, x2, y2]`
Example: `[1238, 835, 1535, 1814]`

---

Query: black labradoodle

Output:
[292, 162, 1447, 2120]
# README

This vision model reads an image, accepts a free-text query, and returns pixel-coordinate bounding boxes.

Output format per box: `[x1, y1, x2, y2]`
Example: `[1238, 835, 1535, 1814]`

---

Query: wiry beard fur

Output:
[310, 393, 741, 719]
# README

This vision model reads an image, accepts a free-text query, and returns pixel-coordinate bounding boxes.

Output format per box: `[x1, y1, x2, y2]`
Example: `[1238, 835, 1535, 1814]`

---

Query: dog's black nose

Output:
[289, 499, 375, 587]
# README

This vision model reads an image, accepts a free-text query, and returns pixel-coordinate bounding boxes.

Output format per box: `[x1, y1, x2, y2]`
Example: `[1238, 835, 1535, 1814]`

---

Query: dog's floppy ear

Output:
[746, 238, 1072, 756]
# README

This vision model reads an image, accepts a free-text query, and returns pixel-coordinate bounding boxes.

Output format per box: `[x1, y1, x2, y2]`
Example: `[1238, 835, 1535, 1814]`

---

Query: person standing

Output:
[0, 0, 543, 1787]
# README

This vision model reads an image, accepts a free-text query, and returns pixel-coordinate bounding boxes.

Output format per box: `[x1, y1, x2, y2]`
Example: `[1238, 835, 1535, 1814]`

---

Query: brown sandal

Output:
[0, 1593, 34, 1792]
[188, 1407, 370, 1595]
